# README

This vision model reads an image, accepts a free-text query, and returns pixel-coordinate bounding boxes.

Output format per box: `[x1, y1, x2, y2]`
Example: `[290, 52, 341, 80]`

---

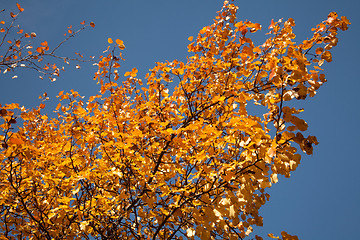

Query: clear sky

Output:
[1, 0, 359, 239]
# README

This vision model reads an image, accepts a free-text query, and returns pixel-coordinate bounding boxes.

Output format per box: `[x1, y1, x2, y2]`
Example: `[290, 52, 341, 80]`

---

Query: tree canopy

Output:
[0, 1, 350, 239]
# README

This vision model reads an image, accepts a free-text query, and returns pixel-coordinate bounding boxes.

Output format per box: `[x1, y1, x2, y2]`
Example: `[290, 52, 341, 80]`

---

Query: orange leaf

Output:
[269, 19, 275, 29]
[269, 68, 275, 80]
[9, 136, 24, 145]
[10, 12, 17, 18]
[281, 231, 299, 240]
[315, 47, 323, 55]
[321, 51, 332, 62]
[241, 28, 248, 35]
[291, 116, 308, 131]
[249, 23, 261, 33]
[188, 36, 193, 41]
[268, 233, 280, 239]
[116, 39, 125, 50]
[130, 68, 138, 77]
[108, 38, 113, 44]
[90, 22, 95, 28]
[80, 20, 85, 25]
[199, 26, 207, 35]
[39, 103, 45, 109]
[16, 3, 24, 12]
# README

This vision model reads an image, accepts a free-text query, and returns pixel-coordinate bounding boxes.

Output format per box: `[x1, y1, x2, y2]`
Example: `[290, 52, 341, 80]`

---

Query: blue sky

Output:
[1, 0, 359, 239]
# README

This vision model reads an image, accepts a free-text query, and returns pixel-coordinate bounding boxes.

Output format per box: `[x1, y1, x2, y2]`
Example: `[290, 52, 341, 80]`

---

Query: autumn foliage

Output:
[0, 1, 350, 239]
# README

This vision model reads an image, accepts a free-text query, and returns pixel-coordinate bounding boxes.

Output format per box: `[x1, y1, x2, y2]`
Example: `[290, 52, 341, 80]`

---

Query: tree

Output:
[0, 1, 350, 239]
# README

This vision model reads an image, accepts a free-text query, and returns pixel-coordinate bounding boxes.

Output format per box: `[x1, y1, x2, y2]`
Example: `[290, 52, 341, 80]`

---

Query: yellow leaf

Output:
[268, 233, 280, 239]
[63, 142, 71, 152]
[270, 173, 278, 183]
